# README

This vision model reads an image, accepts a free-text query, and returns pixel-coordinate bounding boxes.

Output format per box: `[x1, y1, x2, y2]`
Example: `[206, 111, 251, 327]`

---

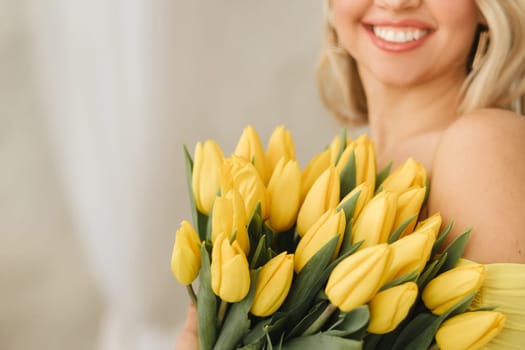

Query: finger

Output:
[175, 304, 199, 350]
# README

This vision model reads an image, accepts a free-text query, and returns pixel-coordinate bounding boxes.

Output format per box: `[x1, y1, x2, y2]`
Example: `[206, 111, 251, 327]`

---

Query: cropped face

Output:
[332, 0, 480, 88]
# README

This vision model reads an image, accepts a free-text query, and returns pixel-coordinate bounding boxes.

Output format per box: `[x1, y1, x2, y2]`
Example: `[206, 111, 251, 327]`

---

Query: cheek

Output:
[432, 1, 479, 35]
[332, 0, 365, 47]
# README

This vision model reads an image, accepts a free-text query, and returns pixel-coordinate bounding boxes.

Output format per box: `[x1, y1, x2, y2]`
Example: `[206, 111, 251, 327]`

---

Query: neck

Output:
[363, 70, 465, 160]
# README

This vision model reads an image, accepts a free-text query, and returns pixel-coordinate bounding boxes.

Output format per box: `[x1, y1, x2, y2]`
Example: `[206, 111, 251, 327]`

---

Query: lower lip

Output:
[365, 26, 431, 53]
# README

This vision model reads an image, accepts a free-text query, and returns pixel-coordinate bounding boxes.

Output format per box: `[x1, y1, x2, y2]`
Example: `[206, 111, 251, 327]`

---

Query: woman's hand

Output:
[175, 304, 199, 350]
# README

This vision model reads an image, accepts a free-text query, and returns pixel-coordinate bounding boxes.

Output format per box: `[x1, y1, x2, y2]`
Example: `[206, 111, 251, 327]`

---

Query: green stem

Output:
[216, 300, 229, 329]
[302, 303, 338, 336]
[186, 284, 198, 305]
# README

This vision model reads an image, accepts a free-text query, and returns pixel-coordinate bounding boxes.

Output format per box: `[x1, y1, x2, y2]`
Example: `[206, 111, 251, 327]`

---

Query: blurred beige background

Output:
[0, 1, 338, 349]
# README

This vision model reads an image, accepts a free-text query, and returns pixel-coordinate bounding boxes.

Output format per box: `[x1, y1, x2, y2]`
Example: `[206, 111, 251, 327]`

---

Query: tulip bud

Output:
[192, 140, 225, 215]
[301, 148, 332, 201]
[250, 252, 294, 317]
[266, 125, 296, 175]
[222, 156, 268, 219]
[415, 212, 442, 239]
[338, 182, 372, 222]
[294, 209, 346, 273]
[380, 158, 427, 193]
[368, 282, 418, 334]
[329, 134, 345, 165]
[296, 166, 340, 236]
[422, 264, 486, 315]
[325, 244, 392, 312]
[336, 134, 376, 198]
[211, 233, 251, 303]
[392, 187, 427, 238]
[171, 221, 201, 285]
[211, 189, 250, 254]
[234, 125, 269, 184]
[352, 191, 398, 249]
[385, 230, 435, 281]
[266, 158, 302, 232]
[435, 311, 506, 350]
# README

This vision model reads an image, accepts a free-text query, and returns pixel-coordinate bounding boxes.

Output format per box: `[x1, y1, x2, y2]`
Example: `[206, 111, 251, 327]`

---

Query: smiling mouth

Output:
[371, 26, 431, 43]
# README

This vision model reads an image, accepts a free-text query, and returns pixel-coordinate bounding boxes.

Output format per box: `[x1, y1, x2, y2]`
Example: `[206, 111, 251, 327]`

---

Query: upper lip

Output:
[363, 19, 434, 30]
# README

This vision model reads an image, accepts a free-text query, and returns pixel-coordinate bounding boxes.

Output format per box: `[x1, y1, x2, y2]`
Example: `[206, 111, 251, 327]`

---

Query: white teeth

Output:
[372, 27, 428, 43]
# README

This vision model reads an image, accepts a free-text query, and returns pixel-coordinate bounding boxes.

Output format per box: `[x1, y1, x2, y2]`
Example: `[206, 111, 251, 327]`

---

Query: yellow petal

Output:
[368, 282, 418, 334]
[436, 311, 506, 350]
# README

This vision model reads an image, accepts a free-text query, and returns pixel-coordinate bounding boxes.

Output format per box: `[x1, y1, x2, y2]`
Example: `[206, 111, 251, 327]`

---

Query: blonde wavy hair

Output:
[317, 0, 525, 126]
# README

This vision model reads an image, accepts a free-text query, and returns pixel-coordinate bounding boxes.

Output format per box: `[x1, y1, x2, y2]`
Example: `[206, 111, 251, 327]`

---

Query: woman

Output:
[177, 0, 525, 348]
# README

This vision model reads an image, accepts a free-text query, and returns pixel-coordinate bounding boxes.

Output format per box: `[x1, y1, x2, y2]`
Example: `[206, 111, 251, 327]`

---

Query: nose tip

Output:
[375, 0, 421, 9]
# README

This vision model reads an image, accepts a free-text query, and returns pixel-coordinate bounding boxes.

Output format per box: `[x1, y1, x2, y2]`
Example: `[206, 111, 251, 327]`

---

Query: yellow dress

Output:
[470, 264, 525, 349]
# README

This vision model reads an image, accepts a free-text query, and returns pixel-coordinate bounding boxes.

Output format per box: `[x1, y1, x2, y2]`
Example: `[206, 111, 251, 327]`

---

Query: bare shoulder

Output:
[429, 108, 525, 263]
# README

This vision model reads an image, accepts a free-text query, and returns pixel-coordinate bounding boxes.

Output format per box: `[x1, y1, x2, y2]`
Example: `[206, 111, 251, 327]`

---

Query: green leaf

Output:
[390, 312, 438, 350]
[280, 235, 340, 318]
[197, 244, 218, 350]
[286, 301, 328, 338]
[334, 128, 348, 165]
[213, 270, 261, 350]
[388, 214, 418, 243]
[430, 221, 454, 258]
[250, 234, 271, 269]
[281, 333, 363, 350]
[339, 150, 357, 199]
[337, 190, 361, 255]
[416, 253, 448, 291]
[184, 145, 200, 234]
[237, 344, 263, 350]
[327, 241, 362, 271]
[242, 314, 289, 348]
[247, 203, 264, 259]
[439, 229, 472, 273]
[375, 162, 392, 192]
[339, 219, 355, 257]
[470, 305, 498, 312]
[241, 318, 273, 347]
[325, 305, 370, 338]
[380, 270, 419, 292]
[337, 189, 360, 222]
[447, 292, 477, 318]
[391, 292, 477, 350]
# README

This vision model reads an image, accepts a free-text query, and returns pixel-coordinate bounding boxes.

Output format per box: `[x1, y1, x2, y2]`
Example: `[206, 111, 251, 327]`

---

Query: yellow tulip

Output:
[415, 212, 443, 239]
[336, 134, 376, 199]
[211, 189, 250, 254]
[368, 282, 418, 334]
[338, 182, 372, 222]
[171, 220, 201, 285]
[266, 125, 296, 175]
[380, 157, 427, 193]
[294, 209, 346, 273]
[222, 156, 268, 219]
[325, 244, 392, 312]
[385, 230, 435, 281]
[351, 191, 398, 249]
[251, 252, 294, 317]
[301, 148, 332, 201]
[422, 264, 486, 315]
[392, 187, 427, 238]
[329, 134, 344, 165]
[234, 125, 269, 184]
[211, 233, 251, 303]
[435, 311, 506, 350]
[266, 158, 302, 232]
[192, 140, 225, 215]
[296, 166, 340, 236]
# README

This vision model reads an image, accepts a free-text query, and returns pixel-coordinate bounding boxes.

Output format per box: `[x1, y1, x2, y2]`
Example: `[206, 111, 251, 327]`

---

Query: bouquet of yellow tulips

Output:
[171, 125, 505, 350]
